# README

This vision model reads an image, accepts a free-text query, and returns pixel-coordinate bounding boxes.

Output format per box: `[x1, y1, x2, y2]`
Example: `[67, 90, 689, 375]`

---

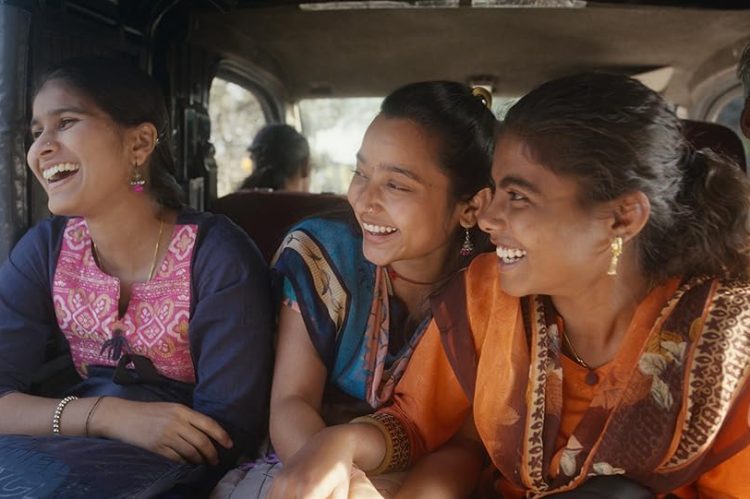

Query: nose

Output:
[477, 189, 507, 236]
[351, 179, 382, 216]
[29, 134, 57, 163]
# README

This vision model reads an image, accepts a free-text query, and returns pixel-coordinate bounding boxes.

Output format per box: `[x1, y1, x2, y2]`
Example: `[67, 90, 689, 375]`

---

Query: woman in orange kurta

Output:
[267, 73, 750, 498]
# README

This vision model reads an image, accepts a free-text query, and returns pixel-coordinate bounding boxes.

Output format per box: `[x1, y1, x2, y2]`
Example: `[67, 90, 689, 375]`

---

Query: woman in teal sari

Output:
[214, 81, 496, 498]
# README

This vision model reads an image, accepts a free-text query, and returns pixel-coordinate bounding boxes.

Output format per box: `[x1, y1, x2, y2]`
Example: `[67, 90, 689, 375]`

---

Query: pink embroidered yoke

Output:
[52, 218, 198, 383]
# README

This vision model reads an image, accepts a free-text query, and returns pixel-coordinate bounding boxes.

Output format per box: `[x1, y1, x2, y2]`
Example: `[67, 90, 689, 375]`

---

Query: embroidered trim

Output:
[523, 296, 553, 491]
[279, 230, 348, 331]
[664, 278, 750, 469]
[351, 413, 411, 474]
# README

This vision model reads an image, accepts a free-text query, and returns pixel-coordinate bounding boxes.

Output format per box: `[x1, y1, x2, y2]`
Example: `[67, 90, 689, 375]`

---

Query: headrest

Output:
[211, 190, 350, 263]
[681, 119, 746, 173]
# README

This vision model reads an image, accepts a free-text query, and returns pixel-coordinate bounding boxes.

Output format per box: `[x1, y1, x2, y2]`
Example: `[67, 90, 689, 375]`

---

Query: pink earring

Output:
[460, 227, 474, 257]
[130, 162, 146, 193]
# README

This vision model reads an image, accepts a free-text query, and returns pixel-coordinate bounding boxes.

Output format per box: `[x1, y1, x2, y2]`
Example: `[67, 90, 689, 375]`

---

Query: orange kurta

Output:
[380, 253, 750, 496]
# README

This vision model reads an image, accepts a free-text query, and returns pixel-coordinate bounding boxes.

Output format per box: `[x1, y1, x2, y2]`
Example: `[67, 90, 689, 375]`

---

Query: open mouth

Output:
[496, 245, 527, 264]
[42, 163, 80, 184]
[362, 222, 398, 235]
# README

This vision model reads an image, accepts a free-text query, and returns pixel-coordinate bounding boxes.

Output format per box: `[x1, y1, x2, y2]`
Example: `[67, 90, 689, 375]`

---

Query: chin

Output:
[499, 279, 531, 298]
[361, 246, 391, 267]
[47, 198, 81, 218]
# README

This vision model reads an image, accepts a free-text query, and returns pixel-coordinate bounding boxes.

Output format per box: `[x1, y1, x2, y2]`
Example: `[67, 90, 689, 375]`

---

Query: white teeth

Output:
[362, 222, 398, 234]
[496, 245, 527, 264]
[42, 163, 80, 181]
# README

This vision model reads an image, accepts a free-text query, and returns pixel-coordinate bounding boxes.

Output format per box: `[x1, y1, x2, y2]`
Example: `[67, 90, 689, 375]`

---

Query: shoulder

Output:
[9, 216, 69, 260]
[714, 276, 750, 296]
[180, 209, 266, 274]
[465, 252, 504, 298]
[275, 215, 361, 264]
[463, 252, 520, 327]
[706, 276, 750, 315]
[286, 216, 358, 245]
[182, 209, 260, 256]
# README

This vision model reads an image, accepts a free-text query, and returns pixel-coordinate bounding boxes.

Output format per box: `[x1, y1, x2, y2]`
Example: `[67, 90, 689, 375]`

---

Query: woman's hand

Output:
[268, 425, 366, 499]
[91, 397, 232, 465]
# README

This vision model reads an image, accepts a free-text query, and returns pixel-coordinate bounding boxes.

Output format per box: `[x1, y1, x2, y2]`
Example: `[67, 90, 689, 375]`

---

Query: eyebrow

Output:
[498, 175, 542, 195]
[356, 152, 423, 183]
[30, 106, 91, 127]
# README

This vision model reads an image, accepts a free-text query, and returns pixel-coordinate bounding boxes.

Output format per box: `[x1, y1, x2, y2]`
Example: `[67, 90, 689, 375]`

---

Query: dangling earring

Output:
[130, 162, 146, 193]
[607, 236, 623, 275]
[460, 227, 474, 257]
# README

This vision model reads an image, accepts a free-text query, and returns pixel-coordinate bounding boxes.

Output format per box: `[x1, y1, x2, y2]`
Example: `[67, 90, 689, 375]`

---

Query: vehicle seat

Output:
[682, 119, 746, 173]
[211, 190, 350, 263]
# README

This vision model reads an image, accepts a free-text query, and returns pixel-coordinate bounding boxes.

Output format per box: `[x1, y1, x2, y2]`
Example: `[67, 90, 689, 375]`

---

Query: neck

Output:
[85, 196, 172, 281]
[386, 265, 438, 286]
[386, 244, 452, 316]
[552, 254, 650, 368]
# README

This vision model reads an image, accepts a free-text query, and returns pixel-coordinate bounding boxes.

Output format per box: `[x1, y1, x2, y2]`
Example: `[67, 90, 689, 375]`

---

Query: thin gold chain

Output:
[93, 218, 164, 281]
[561, 328, 592, 370]
[147, 219, 165, 280]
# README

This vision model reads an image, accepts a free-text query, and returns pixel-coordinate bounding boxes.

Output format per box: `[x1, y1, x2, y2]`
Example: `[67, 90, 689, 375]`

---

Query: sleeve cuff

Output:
[350, 412, 411, 475]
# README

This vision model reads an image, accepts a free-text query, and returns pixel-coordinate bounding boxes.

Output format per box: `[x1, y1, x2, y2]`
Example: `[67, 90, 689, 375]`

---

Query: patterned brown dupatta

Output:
[439, 270, 750, 496]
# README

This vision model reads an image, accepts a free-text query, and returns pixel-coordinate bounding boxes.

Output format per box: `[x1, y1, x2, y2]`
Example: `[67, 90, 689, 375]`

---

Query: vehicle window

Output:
[209, 77, 267, 197]
[298, 95, 518, 194]
[712, 93, 750, 168]
[299, 97, 382, 194]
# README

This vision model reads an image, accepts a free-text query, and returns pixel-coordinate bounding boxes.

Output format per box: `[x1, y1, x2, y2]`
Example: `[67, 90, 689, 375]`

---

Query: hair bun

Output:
[471, 87, 493, 109]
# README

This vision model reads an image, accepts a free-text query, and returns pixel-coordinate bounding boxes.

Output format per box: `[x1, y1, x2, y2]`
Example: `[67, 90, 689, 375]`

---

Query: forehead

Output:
[493, 134, 583, 199]
[32, 79, 100, 117]
[360, 115, 443, 175]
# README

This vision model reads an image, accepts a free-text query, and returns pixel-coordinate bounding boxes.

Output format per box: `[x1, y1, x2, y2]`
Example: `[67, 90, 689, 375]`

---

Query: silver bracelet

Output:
[51, 395, 79, 435]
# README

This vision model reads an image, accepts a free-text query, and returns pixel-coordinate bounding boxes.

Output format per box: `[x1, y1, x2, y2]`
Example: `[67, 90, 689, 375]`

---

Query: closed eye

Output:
[387, 180, 411, 192]
[508, 190, 528, 202]
[351, 168, 367, 179]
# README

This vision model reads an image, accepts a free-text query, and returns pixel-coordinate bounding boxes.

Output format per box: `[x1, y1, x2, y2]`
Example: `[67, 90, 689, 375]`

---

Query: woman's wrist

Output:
[86, 396, 123, 438]
[345, 420, 392, 473]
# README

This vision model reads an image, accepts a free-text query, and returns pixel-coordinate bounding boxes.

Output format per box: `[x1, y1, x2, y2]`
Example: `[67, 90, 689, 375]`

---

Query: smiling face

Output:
[27, 79, 133, 217]
[347, 115, 466, 279]
[478, 134, 614, 298]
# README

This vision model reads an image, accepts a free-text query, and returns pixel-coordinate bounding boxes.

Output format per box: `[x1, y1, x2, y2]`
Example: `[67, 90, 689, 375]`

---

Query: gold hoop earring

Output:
[607, 236, 623, 276]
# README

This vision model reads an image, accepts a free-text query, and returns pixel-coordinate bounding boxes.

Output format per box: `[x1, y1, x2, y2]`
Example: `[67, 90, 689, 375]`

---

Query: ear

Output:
[300, 157, 311, 178]
[127, 122, 159, 166]
[458, 187, 492, 228]
[608, 191, 651, 242]
[741, 98, 750, 141]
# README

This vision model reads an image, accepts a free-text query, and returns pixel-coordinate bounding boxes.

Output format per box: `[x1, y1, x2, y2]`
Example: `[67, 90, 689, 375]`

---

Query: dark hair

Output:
[380, 81, 497, 270]
[240, 124, 310, 191]
[36, 56, 183, 209]
[501, 72, 750, 281]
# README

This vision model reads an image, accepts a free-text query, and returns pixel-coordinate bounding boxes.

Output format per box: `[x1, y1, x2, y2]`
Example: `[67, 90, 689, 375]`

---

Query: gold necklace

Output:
[561, 328, 600, 385]
[93, 219, 164, 281]
[561, 327, 592, 369]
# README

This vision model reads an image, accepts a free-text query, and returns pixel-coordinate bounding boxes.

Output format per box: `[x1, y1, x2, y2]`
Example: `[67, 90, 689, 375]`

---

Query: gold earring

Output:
[607, 236, 623, 276]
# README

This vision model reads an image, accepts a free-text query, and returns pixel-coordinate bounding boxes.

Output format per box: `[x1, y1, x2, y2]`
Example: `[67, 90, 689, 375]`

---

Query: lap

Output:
[210, 454, 281, 499]
[211, 454, 406, 499]
[0, 434, 206, 498]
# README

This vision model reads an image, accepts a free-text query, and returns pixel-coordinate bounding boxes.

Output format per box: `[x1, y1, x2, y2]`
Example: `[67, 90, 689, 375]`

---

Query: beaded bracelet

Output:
[51, 395, 78, 435]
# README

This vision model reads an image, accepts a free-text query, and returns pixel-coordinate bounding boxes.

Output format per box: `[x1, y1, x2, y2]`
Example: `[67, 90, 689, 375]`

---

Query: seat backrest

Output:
[211, 190, 350, 263]
[682, 119, 747, 173]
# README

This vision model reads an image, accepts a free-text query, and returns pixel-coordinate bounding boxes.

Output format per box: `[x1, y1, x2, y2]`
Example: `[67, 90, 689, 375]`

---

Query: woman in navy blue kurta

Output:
[0, 56, 273, 497]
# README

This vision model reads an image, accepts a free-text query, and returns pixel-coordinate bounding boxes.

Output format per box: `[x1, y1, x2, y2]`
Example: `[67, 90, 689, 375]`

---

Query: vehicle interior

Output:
[1, 0, 749, 262]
